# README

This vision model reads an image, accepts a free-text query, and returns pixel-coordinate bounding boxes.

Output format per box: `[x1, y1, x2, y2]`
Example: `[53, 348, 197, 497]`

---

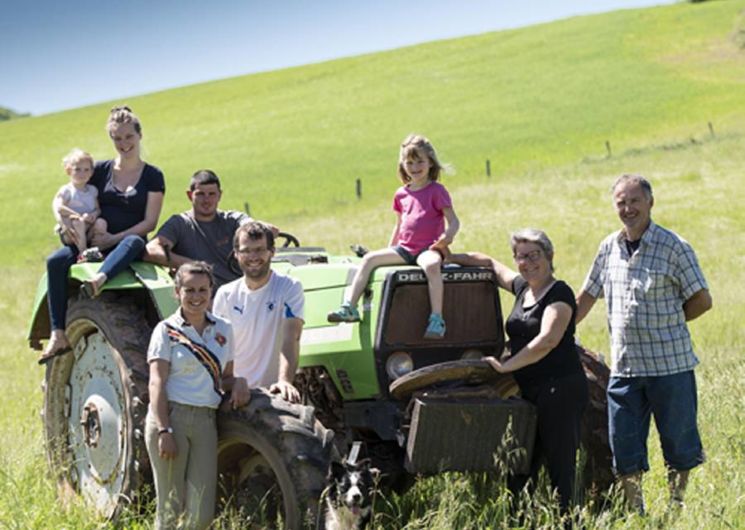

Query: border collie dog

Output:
[321, 458, 377, 530]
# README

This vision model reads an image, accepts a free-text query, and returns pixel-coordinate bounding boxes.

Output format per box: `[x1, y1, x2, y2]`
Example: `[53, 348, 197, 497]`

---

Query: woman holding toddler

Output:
[40, 105, 164, 363]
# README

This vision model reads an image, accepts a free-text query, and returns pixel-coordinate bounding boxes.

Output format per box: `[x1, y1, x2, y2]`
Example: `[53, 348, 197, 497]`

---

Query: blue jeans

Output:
[46, 235, 145, 330]
[607, 371, 704, 476]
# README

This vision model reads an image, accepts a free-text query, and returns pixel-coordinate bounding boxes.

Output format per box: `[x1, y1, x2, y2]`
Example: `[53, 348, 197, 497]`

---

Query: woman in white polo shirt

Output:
[145, 261, 249, 530]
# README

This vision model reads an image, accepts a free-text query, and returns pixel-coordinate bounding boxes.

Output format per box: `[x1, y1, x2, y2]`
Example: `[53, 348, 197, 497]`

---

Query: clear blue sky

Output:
[1, 0, 673, 116]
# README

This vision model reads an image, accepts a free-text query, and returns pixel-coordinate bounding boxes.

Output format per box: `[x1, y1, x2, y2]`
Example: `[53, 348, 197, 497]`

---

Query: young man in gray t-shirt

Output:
[144, 169, 251, 288]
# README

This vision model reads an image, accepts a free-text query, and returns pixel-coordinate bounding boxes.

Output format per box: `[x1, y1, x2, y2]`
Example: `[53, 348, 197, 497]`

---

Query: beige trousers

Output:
[145, 402, 218, 530]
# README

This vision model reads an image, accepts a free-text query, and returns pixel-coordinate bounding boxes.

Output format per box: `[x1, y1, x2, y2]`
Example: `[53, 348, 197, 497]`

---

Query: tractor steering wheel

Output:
[276, 232, 300, 248]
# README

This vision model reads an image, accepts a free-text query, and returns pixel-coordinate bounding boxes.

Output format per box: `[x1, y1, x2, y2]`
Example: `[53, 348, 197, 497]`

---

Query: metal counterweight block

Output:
[404, 397, 537, 475]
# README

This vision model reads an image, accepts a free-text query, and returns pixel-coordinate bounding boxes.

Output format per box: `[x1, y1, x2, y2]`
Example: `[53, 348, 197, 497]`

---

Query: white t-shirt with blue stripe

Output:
[213, 271, 305, 387]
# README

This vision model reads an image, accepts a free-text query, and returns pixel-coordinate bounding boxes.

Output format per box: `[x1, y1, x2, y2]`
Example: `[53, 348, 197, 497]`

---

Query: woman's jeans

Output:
[46, 235, 145, 330]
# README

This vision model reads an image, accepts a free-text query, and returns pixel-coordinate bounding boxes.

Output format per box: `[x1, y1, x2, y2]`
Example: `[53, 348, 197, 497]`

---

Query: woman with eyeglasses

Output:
[450, 228, 588, 514]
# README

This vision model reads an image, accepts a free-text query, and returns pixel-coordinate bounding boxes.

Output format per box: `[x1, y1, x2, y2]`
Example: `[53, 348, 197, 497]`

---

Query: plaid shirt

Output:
[582, 221, 708, 377]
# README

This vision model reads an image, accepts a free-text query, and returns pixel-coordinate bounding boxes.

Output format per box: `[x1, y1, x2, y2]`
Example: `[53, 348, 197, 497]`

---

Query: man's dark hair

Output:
[233, 221, 275, 251]
[189, 169, 221, 191]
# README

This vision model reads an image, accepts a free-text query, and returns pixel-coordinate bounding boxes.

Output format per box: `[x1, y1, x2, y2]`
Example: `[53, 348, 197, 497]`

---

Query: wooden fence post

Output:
[356, 178, 362, 199]
[486, 159, 491, 177]
[605, 141, 612, 158]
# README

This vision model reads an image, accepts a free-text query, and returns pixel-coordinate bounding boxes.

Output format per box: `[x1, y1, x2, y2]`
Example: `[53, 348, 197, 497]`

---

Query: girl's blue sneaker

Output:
[327, 303, 361, 323]
[424, 313, 446, 339]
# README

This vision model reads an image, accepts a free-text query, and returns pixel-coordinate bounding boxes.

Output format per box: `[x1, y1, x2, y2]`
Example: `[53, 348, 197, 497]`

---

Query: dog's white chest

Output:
[324, 502, 365, 530]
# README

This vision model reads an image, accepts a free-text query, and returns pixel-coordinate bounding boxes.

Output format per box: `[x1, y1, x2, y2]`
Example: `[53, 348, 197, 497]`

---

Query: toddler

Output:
[53, 148, 107, 260]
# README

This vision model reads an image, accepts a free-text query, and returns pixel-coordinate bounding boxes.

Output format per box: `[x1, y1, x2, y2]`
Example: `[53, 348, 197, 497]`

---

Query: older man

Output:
[144, 169, 251, 289]
[212, 222, 304, 403]
[576, 174, 712, 513]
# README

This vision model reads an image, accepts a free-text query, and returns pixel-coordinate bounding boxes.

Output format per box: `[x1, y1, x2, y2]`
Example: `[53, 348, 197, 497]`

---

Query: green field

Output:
[1, 1, 744, 528]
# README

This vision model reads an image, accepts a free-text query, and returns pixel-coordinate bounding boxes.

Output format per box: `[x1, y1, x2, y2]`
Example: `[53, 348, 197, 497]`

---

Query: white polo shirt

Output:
[147, 310, 234, 409]
[213, 271, 304, 388]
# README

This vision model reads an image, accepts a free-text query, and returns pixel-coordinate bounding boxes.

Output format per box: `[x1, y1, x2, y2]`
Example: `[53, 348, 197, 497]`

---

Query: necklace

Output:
[523, 278, 556, 308]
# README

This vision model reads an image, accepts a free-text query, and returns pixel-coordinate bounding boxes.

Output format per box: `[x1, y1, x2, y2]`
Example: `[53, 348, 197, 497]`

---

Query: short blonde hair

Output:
[62, 148, 94, 169]
[397, 134, 445, 184]
[106, 105, 142, 135]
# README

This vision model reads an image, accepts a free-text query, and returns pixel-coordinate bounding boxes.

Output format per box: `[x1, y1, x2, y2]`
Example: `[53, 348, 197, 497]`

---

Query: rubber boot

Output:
[620, 472, 645, 516]
[668, 468, 689, 509]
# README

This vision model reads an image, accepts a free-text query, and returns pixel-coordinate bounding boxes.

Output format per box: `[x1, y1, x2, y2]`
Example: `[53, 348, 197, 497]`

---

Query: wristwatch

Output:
[158, 426, 173, 435]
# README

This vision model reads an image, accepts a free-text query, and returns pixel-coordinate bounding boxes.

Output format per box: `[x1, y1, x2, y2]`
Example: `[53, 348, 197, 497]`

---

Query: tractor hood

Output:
[279, 260, 416, 292]
[278, 262, 357, 291]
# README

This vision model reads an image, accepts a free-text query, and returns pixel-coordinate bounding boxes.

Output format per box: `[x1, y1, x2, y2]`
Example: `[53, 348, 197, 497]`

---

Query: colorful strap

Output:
[164, 323, 223, 396]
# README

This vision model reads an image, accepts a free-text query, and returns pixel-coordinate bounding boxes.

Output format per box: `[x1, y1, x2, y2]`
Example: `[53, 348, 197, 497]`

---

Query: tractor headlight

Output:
[386, 351, 413, 380]
[461, 348, 483, 360]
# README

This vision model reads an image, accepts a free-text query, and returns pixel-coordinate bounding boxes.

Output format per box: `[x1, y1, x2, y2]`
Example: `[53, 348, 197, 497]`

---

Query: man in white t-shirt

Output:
[212, 221, 304, 403]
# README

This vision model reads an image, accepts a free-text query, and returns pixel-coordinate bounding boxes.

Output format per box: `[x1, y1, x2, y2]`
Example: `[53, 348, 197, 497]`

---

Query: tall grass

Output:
[1, 131, 742, 528]
[1, 1, 744, 528]
[304, 131, 745, 529]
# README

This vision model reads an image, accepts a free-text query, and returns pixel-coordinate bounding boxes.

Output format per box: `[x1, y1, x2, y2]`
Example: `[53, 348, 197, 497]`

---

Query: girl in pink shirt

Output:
[328, 134, 460, 339]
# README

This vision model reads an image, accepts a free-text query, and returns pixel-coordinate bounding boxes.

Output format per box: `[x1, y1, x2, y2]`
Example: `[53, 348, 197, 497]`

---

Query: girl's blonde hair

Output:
[397, 134, 445, 184]
[62, 148, 94, 169]
[106, 105, 142, 135]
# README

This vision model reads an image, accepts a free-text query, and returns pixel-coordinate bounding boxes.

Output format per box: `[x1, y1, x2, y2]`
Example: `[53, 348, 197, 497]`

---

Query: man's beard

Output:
[242, 260, 271, 281]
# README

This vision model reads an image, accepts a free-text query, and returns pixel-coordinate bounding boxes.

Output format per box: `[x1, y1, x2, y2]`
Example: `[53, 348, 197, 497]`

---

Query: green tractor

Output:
[28, 236, 612, 527]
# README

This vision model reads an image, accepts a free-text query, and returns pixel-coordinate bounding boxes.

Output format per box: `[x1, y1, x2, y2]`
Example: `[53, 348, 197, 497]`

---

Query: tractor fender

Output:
[27, 261, 177, 349]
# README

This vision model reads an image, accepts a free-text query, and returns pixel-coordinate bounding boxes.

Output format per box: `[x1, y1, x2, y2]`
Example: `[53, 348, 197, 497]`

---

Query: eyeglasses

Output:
[513, 250, 543, 263]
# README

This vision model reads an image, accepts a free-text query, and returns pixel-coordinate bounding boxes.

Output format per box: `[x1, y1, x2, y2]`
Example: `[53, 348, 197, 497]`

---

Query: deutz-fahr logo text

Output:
[396, 270, 494, 283]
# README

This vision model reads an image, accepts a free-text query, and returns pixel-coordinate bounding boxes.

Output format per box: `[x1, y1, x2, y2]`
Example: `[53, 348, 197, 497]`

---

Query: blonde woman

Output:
[41, 106, 164, 363]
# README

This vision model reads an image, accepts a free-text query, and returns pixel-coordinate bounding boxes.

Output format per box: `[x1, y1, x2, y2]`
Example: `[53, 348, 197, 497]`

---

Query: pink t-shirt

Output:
[392, 181, 452, 254]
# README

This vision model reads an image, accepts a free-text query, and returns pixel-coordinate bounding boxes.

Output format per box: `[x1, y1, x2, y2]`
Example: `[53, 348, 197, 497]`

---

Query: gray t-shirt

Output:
[156, 210, 250, 288]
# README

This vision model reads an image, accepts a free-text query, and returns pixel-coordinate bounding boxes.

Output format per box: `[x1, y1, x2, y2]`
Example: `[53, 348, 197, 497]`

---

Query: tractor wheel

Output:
[217, 390, 333, 529]
[389, 358, 520, 400]
[42, 293, 151, 520]
[577, 345, 614, 499]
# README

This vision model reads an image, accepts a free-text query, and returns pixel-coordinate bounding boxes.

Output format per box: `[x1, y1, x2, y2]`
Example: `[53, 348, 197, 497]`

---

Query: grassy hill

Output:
[1, 1, 744, 266]
[0, 106, 29, 121]
[1, 1, 744, 528]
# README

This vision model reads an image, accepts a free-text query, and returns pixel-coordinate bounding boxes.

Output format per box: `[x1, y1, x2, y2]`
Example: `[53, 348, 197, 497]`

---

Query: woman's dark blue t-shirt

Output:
[90, 160, 165, 235]
[505, 276, 583, 389]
